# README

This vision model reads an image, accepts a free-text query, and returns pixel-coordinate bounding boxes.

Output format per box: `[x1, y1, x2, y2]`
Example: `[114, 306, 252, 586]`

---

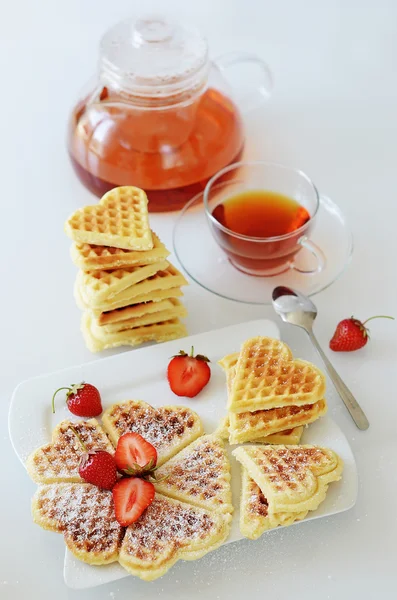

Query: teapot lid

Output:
[100, 15, 209, 98]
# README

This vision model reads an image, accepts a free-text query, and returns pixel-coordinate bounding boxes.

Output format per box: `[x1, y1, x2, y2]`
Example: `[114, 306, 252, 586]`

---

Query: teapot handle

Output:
[214, 52, 273, 113]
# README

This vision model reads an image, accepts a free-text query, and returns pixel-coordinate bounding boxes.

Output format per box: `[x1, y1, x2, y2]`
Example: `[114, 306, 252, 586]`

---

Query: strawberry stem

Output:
[69, 425, 88, 453]
[362, 315, 394, 325]
[51, 387, 72, 414]
[190, 346, 194, 357]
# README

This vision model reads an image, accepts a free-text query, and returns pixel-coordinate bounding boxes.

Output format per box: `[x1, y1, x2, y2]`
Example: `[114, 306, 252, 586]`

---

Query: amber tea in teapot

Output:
[67, 16, 272, 211]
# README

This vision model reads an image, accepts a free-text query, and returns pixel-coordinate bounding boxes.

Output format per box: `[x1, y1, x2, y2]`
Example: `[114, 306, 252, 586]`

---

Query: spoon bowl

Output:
[272, 286, 317, 330]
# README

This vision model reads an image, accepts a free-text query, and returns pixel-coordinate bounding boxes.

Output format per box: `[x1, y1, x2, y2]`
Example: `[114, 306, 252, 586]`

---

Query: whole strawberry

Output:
[69, 425, 118, 490]
[79, 450, 118, 490]
[330, 315, 394, 352]
[52, 382, 102, 417]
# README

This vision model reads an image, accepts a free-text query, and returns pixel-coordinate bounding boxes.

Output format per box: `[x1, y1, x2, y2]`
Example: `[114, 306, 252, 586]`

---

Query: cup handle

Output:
[291, 236, 326, 275]
[214, 52, 273, 113]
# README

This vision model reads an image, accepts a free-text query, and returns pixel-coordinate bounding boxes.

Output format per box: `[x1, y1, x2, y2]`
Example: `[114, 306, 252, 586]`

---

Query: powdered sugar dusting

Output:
[249, 445, 338, 492]
[36, 483, 123, 556]
[107, 401, 199, 461]
[121, 496, 218, 563]
[29, 420, 113, 481]
[157, 436, 231, 508]
[247, 480, 269, 518]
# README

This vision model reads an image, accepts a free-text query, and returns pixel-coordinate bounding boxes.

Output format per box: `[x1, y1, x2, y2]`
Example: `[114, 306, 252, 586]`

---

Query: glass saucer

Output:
[173, 193, 353, 305]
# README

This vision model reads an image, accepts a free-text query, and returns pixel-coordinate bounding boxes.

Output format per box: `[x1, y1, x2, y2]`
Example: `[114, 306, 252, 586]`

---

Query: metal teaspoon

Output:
[272, 286, 369, 430]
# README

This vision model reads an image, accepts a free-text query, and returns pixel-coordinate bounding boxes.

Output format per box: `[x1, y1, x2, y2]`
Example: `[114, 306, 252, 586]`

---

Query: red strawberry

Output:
[115, 433, 157, 476]
[52, 383, 102, 417]
[112, 477, 155, 526]
[330, 315, 394, 352]
[79, 451, 118, 490]
[167, 347, 211, 398]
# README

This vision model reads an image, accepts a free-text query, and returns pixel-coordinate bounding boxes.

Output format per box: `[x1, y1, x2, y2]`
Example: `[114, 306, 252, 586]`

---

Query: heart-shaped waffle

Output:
[70, 231, 169, 271]
[239, 468, 308, 539]
[119, 494, 232, 581]
[102, 400, 203, 466]
[64, 186, 153, 250]
[28, 404, 232, 582]
[32, 483, 124, 564]
[26, 420, 114, 484]
[154, 434, 233, 514]
[216, 415, 304, 445]
[80, 260, 169, 306]
[227, 337, 326, 413]
[32, 484, 231, 580]
[233, 445, 343, 514]
[228, 400, 327, 444]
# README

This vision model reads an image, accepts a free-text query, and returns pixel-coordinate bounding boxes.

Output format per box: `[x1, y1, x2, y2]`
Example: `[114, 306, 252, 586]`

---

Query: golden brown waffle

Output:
[98, 297, 183, 326]
[214, 416, 303, 445]
[65, 186, 153, 250]
[233, 445, 343, 514]
[154, 435, 233, 514]
[32, 485, 231, 579]
[254, 426, 304, 445]
[26, 420, 114, 484]
[226, 337, 326, 413]
[32, 483, 124, 564]
[228, 399, 327, 444]
[102, 400, 203, 466]
[75, 280, 183, 316]
[239, 468, 308, 539]
[95, 299, 187, 333]
[82, 312, 187, 352]
[218, 352, 239, 372]
[70, 232, 169, 271]
[218, 351, 326, 443]
[119, 494, 232, 581]
[75, 265, 188, 312]
[79, 260, 169, 306]
[29, 408, 234, 580]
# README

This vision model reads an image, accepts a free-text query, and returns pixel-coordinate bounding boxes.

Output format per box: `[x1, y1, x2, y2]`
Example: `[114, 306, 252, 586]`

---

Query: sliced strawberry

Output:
[115, 432, 157, 476]
[112, 477, 155, 526]
[167, 347, 211, 398]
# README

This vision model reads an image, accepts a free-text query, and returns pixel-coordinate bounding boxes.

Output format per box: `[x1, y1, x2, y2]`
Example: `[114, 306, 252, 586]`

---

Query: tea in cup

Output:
[204, 161, 325, 276]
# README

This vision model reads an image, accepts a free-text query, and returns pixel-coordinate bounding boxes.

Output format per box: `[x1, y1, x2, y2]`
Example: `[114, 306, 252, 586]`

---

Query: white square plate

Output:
[9, 319, 357, 590]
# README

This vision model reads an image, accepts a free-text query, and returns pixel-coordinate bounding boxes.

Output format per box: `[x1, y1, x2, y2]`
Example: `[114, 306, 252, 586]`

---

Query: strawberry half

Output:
[167, 346, 211, 398]
[115, 432, 157, 476]
[112, 477, 155, 526]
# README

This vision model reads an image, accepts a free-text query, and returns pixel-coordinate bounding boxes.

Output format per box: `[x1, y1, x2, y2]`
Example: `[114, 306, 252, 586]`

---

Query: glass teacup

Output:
[204, 161, 326, 276]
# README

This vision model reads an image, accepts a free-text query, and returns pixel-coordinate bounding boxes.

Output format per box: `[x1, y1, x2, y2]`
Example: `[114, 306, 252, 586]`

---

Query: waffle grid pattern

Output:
[71, 232, 169, 270]
[233, 445, 343, 514]
[65, 187, 153, 250]
[65, 187, 188, 351]
[29, 403, 232, 580]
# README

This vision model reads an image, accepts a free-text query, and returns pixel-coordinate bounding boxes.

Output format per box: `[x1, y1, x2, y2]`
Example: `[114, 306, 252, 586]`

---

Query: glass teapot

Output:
[68, 15, 273, 211]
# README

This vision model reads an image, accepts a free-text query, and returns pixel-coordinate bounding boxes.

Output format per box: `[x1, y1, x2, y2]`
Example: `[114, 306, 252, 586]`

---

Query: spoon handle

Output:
[307, 329, 370, 430]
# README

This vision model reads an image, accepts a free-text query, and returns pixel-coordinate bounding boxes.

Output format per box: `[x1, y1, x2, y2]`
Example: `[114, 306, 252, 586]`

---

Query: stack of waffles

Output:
[27, 400, 233, 581]
[64, 187, 189, 352]
[218, 336, 328, 445]
[233, 444, 343, 539]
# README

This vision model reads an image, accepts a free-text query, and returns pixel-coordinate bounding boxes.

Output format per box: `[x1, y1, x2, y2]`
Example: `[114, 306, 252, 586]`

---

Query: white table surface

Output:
[2, 1, 396, 598]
